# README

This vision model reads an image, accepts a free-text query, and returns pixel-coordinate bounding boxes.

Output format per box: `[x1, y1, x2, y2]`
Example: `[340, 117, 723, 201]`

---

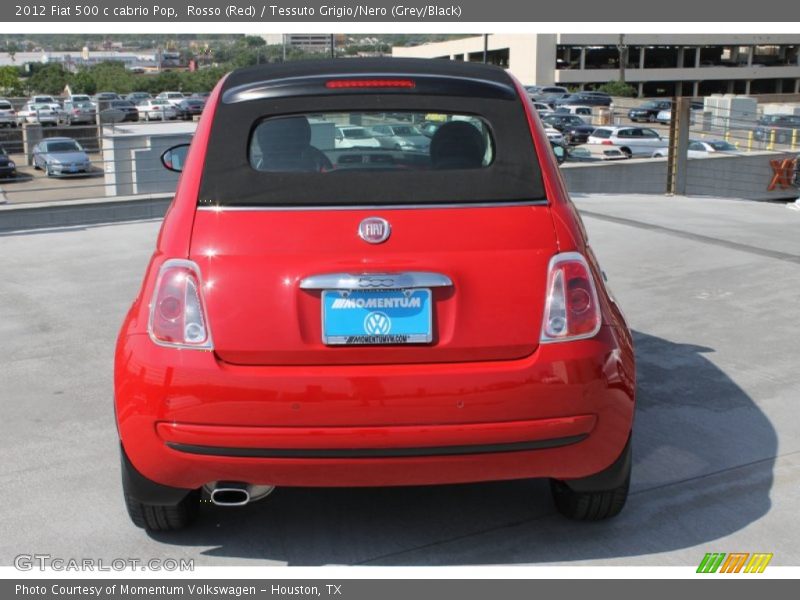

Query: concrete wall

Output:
[561, 151, 799, 201]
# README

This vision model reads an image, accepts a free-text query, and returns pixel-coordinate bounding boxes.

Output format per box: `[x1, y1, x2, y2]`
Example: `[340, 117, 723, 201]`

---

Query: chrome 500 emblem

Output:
[358, 217, 391, 244]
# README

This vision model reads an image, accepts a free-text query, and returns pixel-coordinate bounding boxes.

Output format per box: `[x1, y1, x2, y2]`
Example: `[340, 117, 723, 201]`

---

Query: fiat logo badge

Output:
[358, 217, 391, 244]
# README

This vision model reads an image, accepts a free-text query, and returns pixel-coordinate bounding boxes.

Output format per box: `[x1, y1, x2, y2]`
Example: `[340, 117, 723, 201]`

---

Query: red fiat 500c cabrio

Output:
[115, 59, 636, 531]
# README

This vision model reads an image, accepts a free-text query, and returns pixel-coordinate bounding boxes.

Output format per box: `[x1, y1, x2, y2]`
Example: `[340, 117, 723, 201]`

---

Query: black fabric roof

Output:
[198, 59, 545, 207]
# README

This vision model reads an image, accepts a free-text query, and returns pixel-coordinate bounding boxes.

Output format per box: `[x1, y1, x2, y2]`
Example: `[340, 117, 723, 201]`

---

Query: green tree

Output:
[597, 80, 638, 98]
[27, 63, 68, 95]
[0, 66, 23, 95]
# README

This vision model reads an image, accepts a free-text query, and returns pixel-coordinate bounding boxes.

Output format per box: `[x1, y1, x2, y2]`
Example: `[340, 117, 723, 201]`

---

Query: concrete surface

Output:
[0, 194, 798, 567]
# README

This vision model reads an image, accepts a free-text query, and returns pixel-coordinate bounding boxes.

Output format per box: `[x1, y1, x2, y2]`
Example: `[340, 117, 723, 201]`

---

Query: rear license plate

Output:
[322, 289, 432, 345]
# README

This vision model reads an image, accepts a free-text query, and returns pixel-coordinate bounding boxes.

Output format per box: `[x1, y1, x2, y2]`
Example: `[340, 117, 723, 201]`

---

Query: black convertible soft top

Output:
[199, 58, 545, 207]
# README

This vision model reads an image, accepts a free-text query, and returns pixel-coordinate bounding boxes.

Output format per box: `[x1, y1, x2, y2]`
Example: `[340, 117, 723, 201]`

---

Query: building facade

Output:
[392, 34, 800, 97]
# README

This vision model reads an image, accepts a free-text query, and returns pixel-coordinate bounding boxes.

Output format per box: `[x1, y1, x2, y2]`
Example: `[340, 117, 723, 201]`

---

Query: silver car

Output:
[32, 137, 92, 176]
[587, 126, 668, 158]
[369, 123, 431, 152]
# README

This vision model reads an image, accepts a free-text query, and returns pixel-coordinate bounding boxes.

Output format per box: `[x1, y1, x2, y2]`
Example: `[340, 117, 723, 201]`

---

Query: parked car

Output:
[588, 126, 668, 157]
[32, 137, 92, 176]
[126, 92, 152, 104]
[753, 114, 800, 144]
[93, 92, 121, 103]
[190, 92, 211, 101]
[0, 99, 17, 127]
[116, 59, 635, 532]
[655, 101, 703, 124]
[137, 99, 178, 121]
[30, 94, 58, 106]
[0, 145, 17, 178]
[419, 120, 443, 138]
[554, 105, 594, 123]
[627, 100, 672, 123]
[651, 138, 740, 158]
[17, 102, 63, 126]
[99, 99, 139, 122]
[156, 91, 187, 107]
[369, 122, 431, 152]
[567, 144, 629, 162]
[542, 114, 596, 145]
[175, 98, 206, 121]
[68, 94, 95, 107]
[334, 125, 381, 148]
[63, 100, 96, 125]
[527, 85, 570, 106]
[555, 93, 612, 108]
[543, 124, 565, 145]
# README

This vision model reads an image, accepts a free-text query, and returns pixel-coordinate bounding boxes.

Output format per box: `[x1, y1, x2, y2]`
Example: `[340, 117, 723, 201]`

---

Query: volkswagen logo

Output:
[358, 217, 391, 244]
[364, 311, 391, 335]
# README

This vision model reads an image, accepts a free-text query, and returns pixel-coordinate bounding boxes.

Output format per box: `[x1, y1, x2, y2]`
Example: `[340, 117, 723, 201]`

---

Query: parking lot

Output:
[0, 193, 798, 566]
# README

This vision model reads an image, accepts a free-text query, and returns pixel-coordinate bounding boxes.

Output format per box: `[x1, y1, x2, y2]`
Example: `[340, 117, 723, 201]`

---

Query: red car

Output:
[115, 59, 636, 531]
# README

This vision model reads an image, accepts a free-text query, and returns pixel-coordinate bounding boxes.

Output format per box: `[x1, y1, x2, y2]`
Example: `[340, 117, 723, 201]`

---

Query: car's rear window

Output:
[592, 129, 611, 138]
[249, 112, 494, 173]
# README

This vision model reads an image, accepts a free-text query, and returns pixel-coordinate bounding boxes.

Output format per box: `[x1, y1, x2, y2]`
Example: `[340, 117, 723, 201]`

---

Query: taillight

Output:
[148, 259, 213, 349]
[541, 252, 601, 343]
[601, 140, 613, 145]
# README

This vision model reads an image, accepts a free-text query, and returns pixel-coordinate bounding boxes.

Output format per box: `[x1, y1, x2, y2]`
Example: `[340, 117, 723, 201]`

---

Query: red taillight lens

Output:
[148, 259, 213, 349]
[541, 252, 601, 342]
[325, 79, 415, 89]
[601, 140, 613, 145]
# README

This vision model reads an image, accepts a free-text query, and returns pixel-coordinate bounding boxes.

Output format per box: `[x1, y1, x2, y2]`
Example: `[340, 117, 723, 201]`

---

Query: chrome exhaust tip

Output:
[205, 482, 275, 507]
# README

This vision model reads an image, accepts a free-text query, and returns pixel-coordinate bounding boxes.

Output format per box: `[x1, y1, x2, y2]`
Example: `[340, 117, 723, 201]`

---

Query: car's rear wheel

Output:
[620, 147, 632, 158]
[124, 489, 200, 531]
[549, 438, 632, 521]
[120, 447, 200, 531]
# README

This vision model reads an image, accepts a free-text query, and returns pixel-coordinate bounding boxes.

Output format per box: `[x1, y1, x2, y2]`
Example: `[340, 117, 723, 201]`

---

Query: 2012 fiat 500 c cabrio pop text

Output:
[115, 59, 636, 531]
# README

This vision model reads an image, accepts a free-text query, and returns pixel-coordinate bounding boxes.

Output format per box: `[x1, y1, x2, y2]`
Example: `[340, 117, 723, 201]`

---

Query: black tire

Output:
[620, 147, 632, 158]
[550, 440, 632, 521]
[124, 488, 200, 532]
[648, 114, 656, 123]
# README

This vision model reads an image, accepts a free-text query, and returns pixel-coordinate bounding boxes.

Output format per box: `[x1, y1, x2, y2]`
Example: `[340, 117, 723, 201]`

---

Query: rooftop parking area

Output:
[0, 193, 797, 566]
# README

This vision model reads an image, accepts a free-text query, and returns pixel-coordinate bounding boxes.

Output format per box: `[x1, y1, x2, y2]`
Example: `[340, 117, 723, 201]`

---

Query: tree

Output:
[0, 66, 22, 95]
[597, 80, 638, 98]
[27, 63, 68, 95]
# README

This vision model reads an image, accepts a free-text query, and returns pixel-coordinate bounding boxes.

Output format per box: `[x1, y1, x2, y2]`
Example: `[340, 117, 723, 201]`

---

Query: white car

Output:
[652, 139, 740, 158]
[137, 99, 178, 121]
[554, 105, 594, 124]
[0, 99, 17, 127]
[587, 126, 668, 157]
[156, 91, 187, 107]
[334, 126, 381, 148]
[30, 95, 58, 106]
[17, 102, 64, 126]
[543, 125, 564, 145]
[68, 94, 96, 108]
[567, 143, 629, 161]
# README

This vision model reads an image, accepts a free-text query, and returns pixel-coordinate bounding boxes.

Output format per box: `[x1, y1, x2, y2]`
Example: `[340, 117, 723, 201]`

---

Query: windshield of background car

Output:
[250, 112, 493, 173]
[200, 64, 544, 208]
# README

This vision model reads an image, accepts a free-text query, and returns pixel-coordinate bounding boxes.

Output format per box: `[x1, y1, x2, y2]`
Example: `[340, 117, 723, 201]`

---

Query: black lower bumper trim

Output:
[166, 434, 587, 459]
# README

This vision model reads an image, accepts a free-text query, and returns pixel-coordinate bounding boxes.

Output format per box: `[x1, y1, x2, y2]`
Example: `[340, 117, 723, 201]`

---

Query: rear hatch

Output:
[190, 205, 556, 366]
[189, 60, 555, 366]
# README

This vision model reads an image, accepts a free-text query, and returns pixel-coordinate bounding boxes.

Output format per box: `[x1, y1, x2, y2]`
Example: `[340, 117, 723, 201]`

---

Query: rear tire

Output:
[124, 488, 200, 531]
[550, 439, 632, 521]
[120, 447, 200, 531]
[620, 147, 632, 158]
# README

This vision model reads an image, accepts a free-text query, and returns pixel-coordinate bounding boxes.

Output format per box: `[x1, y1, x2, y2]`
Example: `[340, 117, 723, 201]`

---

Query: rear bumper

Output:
[115, 325, 635, 489]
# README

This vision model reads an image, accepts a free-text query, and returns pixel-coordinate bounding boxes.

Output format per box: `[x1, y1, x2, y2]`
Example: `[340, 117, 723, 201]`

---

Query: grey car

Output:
[32, 137, 92, 176]
[370, 123, 431, 152]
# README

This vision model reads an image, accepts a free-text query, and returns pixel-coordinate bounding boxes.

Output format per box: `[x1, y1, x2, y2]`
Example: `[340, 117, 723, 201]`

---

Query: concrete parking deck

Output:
[0, 194, 798, 567]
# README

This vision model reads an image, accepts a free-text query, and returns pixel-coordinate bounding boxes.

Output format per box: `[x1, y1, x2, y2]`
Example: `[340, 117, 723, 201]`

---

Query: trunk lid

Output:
[190, 204, 557, 366]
